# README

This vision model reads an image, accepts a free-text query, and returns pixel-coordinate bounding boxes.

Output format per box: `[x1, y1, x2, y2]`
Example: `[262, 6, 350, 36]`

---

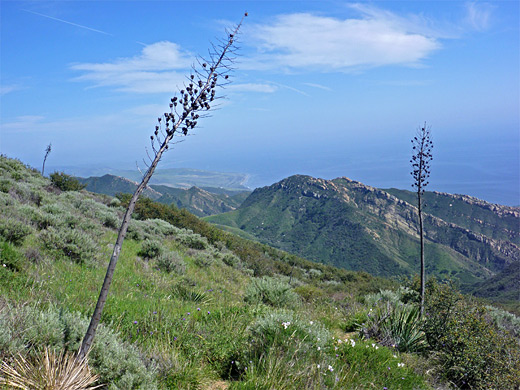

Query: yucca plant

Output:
[358, 301, 426, 353]
[386, 303, 426, 352]
[0, 347, 102, 390]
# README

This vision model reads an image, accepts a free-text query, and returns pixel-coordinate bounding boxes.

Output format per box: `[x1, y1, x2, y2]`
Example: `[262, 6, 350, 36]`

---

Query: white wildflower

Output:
[328, 365, 334, 372]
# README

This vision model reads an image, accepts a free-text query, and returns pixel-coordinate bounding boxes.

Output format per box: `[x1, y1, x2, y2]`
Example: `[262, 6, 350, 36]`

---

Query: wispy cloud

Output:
[227, 83, 278, 93]
[71, 41, 193, 93]
[243, 7, 442, 72]
[464, 2, 494, 31]
[0, 85, 22, 95]
[22, 9, 113, 36]
[303, 83, 332, 92]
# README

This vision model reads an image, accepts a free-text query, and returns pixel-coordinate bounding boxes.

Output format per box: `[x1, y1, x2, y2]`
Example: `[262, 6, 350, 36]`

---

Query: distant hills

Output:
[77, 174, 250, 217]
[206, 175, 519, 298]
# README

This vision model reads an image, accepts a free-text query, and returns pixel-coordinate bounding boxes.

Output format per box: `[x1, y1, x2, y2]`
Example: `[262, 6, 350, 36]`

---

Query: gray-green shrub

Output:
[0, 217, 33, 245]
[0, 303, 158, 389]
[177, 231, 208, 250]
[245, 276, 300, 308]
[137, 239, 163, 259]
[156, 251, 186, 274]
[40, 227, 95, 264]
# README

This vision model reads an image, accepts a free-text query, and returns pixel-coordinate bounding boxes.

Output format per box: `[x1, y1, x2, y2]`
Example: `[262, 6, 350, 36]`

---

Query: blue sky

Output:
[1, 0, 519, 205]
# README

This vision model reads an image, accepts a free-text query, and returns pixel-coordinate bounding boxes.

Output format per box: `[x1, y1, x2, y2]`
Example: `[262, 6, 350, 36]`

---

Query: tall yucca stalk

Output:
[410, 123, 433, 317]
[0, 347, 102, 390]
[78, 13, 247, 359]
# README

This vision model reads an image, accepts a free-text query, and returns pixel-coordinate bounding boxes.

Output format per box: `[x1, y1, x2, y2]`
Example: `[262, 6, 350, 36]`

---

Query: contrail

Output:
[22, 9, 113, 36]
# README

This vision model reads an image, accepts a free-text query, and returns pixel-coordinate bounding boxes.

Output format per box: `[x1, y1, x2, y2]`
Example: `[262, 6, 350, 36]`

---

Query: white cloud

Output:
[71, 41, 194, 93]
[464, 2, 494, 31]
[244, 9, 441, 72]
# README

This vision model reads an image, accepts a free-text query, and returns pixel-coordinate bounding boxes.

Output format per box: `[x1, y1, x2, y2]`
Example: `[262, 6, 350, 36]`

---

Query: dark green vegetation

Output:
[50, 171, 87, 192]
[206, 175, 519, 308]
[78, 174, 250, 217]
[1, 156, 519, 389]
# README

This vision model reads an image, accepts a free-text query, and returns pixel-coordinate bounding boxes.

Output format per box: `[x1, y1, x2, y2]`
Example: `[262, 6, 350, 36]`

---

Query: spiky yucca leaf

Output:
[0, 347, 103, 390]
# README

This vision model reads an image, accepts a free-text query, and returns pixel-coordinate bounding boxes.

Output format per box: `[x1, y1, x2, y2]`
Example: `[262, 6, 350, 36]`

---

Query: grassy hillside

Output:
[0, 156, 518, 389]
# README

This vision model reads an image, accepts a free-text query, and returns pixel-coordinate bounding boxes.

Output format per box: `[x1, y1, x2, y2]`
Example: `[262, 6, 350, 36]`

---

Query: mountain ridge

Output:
[206, 174, 519, 295]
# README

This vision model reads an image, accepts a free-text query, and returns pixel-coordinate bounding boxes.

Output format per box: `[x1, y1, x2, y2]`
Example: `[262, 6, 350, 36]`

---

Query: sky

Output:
[1, 0, 519, 205]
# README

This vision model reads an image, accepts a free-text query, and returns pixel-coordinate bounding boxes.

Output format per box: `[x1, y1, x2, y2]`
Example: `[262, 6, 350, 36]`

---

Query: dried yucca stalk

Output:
[0, 347, 103, 390]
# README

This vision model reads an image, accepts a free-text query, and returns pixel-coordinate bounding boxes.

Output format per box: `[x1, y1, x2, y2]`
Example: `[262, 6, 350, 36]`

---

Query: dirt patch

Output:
[205, 380, 229, 390]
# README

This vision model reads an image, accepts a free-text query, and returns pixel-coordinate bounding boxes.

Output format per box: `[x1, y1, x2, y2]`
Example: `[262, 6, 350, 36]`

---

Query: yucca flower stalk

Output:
[78, 13, 247, 359]
[410, 123, 433, 316]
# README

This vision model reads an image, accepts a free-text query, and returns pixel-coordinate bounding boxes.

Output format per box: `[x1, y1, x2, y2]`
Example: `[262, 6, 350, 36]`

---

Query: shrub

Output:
[109, 197, 121, 208]
[0, 179, 13, 193]
[40, 227, 95, 264]
[140, 219, 179, 237]
[0, 241, 23, 272]
[156, 252, 186, 274]
[127, 221, 146, 241]
[220, 251, 242, 268]
[50, 172, 86, 192]
[0, 303, 158, 389]
[102, 213, 119, 229]
[245, 276, 300, 308]
[177, 232, 208, 250]
[234, 310, 333, 386]
[0, 217, 32, 245]
[137, 239, 163, 259]
[423, 280, 520, 389]
[192, 251, 215, 267]
[485, 305, 520, 337]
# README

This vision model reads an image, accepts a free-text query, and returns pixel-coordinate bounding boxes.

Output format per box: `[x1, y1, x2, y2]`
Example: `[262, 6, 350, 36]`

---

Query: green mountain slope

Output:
[206, 175, 519, 289]
[77, 174, 162, 200]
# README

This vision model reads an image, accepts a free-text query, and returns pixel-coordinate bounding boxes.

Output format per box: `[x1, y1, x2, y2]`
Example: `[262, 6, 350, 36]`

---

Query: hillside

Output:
[78, 174, 251, 217]
[206, 175, 519, 292]
[0, 156, 518, 389]
[77, 174, 162, 200]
